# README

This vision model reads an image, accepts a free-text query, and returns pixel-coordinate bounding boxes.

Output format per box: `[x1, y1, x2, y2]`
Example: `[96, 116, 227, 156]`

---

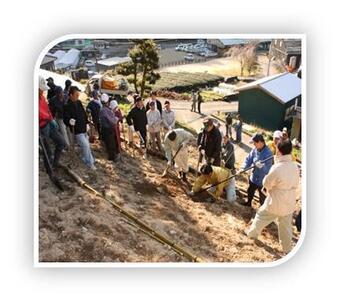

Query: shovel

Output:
[161, 143, 184, 178]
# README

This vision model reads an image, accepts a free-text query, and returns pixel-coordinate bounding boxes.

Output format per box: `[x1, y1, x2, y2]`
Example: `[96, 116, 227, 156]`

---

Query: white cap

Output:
[273, 130, 282, 139]
[39, 76, 49, 91]
[101, 93, 109, 103]
[110, 100, 118, 110]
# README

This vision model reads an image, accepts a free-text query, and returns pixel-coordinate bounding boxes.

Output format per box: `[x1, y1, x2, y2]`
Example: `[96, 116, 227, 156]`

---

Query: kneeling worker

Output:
[163, 128, 194, 182]
[189, 164, 236, 202]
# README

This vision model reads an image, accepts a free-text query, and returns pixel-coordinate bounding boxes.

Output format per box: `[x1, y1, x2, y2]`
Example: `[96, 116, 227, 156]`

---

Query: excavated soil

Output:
[39, 133, 301, 263]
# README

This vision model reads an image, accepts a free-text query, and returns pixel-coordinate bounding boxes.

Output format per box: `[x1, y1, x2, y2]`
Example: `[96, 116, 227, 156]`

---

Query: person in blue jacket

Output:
[240, 133, 273, 207]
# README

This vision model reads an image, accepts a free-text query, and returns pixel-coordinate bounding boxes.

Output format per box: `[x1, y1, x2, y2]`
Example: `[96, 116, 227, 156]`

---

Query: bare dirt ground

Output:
[39, 129, 301, 263]
[159, 54, 280, 78]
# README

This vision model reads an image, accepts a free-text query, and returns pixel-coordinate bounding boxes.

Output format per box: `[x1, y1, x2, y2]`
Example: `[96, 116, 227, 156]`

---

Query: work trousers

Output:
[247, 179, 266, 206]
[40, 121, 66, 167]
[56, 118, 70, 148]
[149, 131, 162, 151]
[75, 133, 95, 167]
[247, 209, 293, 253]
[102, 127, 118, 161]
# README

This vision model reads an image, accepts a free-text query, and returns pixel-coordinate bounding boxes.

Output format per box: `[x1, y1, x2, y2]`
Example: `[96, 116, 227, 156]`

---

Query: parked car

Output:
[84, 60, 95, 67]
[184, 53, 194, 61]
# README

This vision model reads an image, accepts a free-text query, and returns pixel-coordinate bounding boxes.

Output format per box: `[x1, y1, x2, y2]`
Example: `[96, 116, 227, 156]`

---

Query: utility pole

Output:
[267, 42, 273, 76]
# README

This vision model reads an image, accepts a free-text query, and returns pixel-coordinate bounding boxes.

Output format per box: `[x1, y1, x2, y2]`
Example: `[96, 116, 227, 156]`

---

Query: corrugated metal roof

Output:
[236, 72, 301, 104]
[41, 55, 57, 65]
[97, 56, 131, 67]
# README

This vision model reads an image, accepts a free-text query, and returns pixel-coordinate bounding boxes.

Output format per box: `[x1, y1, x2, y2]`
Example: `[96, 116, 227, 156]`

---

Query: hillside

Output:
[39, 131, 301, 263]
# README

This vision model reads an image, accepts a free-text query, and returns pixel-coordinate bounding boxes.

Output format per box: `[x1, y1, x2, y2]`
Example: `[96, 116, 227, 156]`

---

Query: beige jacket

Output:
[261, 154, 300, 216]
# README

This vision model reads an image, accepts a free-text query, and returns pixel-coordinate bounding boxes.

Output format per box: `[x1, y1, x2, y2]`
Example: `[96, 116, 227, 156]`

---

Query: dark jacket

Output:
[126, 106, 147, 132]
[63, 100, 89, 135]
[47, 83, 57, 100]
[226, 114, 233, 126]
[49, 96, 65, 119]
[86, 100, 101, 125]
[222, 141, 235, 169]
[146, 99, 162, 116]
[199, 126, 222, 160]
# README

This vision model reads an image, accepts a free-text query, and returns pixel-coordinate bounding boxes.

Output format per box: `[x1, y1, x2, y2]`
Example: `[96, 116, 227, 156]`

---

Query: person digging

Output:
[163, 128, 194, 182]
[188, 164, 232, 202]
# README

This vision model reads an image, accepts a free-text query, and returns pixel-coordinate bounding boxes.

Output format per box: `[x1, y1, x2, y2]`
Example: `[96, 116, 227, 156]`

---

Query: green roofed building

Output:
[236, 72, 301, 139]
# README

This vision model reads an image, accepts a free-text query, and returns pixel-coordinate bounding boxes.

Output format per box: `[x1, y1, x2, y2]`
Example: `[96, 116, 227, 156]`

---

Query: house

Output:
[207, 39, 271, 55]
[270, 39, 301, 71]
[55, 48, 80, 70]
[96, 56, 131, 72]
[40, 54, 57, 71]
[236, 72, 301, 139]
[53, 39, 93, 51]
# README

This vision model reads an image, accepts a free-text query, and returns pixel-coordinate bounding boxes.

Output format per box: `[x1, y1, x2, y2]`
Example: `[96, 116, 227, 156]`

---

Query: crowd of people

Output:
[39, 75, 301, 255]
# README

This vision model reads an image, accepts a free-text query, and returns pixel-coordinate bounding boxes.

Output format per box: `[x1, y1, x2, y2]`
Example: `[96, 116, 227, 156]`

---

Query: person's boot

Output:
[182, 172, 188, 182]
[178, 171, 182, 179]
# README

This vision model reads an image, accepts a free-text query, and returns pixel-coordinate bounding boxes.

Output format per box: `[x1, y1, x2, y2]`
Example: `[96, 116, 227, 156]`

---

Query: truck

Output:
[85, 73, 129, 99]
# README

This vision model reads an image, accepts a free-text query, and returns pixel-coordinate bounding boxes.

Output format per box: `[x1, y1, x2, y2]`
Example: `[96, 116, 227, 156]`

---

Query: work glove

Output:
[255, 161, 264, 169]
[129, 125, 135, 132]
[168, 126, 172, 131]
[188, 191, 195, 197]
[86, 124, 90, 132]
[69, 118, 76, 126]
[200, 149, 205, 155]
[167, 161, 172, 166]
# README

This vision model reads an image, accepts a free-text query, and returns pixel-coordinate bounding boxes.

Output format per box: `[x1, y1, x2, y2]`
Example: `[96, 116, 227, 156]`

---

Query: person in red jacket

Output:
[39, 76, 66, 167]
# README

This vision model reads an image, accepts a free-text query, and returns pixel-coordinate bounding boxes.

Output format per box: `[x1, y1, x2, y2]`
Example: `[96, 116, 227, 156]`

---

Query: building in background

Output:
[96, 56, 131, 72]
[236, 72, 301, 140]
[40, 54, 57, 71]
[270, 39, 302, 72]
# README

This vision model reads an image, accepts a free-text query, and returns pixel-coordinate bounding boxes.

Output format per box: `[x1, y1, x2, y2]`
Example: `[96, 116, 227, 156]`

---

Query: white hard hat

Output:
[39, 76, 49, 91]
[110, 100, 118, 110]
[101, 93, 109, 103]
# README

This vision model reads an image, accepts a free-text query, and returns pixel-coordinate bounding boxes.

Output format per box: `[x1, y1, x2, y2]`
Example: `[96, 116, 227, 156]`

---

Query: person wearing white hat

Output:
[110, 100, 123, 154]
[268, 130, 282, 156]
[39, 76, 66, 168]
[99, 95, 120, 162]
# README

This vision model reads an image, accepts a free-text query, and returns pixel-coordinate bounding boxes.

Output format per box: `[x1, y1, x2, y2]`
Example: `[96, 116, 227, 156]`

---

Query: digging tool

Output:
[121, 119, 127, 149]
[136, 130, 147, 159]
[39, 135, 64, 191]
[161, 143, 184, 178]
[71, 125, 75, 152]
[192, 156, 274, 195]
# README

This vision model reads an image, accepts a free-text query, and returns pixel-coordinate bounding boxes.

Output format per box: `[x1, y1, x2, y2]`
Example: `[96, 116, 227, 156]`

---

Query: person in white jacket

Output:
[246, 139, 300, 253]
[146, 101, 162, 151]
[162, 100, 175, 138]
[163, 128, 194, 181]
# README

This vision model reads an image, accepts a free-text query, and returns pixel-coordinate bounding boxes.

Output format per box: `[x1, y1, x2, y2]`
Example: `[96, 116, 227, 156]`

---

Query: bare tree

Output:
[227, 43, 259, 76]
